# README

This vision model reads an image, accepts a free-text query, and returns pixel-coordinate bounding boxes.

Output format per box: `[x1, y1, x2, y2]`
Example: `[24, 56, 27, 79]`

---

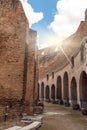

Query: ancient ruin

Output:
[1, 0, 87, 129]
[0, 0, 38, 119]
[38, 9, 87, 110]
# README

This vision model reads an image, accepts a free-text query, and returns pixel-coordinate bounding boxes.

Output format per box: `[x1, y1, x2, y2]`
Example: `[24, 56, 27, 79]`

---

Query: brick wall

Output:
[0, 0, 38, 115]
[25, 29, 38, 113]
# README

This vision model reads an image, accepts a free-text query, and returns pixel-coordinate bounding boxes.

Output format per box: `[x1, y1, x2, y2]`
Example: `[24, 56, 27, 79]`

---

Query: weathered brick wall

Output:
[0, 0, 38, 115]
[25, 29, 38, 113]
[0, 0, 28, 101]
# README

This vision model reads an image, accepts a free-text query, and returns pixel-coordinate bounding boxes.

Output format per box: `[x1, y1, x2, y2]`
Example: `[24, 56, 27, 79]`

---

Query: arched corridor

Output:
[56, 76, 62, 100]
[79, 71, 87, 107]
[63, 72, 69, 102]
[45, 85, 50, 101]
[71, 77, 77, 104]
[51, 84, 55, 100]
[38, 37, 87, 108]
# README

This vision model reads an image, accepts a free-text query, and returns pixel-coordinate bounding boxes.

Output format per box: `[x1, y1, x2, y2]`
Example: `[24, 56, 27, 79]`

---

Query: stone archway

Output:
[63, 72, 69, 102]
[71, 77, 77, 104]
[45, 85, 50, 102]
[51, 84, 55, 100]
[57, 76, 62, 100]
[79, 71, 87, 108]
[41, 82, 44, 101]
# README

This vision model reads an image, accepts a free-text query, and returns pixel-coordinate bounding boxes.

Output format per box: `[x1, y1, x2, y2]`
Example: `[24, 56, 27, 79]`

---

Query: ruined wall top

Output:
[0, 0, 27, 24]
[0, 0, 19, 11]
[0, 0, 29, 41]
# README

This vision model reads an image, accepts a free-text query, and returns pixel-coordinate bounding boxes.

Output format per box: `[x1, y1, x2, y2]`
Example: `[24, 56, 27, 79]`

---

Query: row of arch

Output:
[38, 71, 87, 106]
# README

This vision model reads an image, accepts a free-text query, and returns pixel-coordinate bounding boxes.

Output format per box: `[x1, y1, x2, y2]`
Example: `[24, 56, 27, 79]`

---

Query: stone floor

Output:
[38, 103, 87, 130]
[0, 103, 87, 130]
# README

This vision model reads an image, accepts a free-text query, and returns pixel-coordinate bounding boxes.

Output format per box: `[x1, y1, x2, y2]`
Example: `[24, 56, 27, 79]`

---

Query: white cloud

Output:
[49, 0, 87, 41]
[20, 0, 43, 27]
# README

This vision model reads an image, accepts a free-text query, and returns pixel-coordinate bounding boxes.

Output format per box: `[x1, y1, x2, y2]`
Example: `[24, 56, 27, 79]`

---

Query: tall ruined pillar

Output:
[25, 29, 38, 114]
[85, 8, 87, 21]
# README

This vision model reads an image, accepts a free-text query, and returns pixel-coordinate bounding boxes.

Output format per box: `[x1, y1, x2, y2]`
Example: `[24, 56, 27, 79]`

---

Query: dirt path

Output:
[39, 103, 87, 130]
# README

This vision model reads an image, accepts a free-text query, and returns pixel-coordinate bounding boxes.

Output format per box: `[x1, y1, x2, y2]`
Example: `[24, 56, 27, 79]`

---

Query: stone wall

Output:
[0, 0, 38, 116]
[38, 9, 87, 79]
[25, 29, 38, 113]
[38, 9, 87, 108]
[0, 0, 27, 101]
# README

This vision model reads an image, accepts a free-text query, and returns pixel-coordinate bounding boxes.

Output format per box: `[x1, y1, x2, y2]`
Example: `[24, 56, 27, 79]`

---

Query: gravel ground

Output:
[0, 103, 87, 130]
[38, 103, 87, 130]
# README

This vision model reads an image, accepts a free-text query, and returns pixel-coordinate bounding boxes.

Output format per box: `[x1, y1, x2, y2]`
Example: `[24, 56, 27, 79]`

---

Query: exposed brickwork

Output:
[0, 0, 38, 116]
[0, 0, 27, 100]
[25, 29, 38, 113]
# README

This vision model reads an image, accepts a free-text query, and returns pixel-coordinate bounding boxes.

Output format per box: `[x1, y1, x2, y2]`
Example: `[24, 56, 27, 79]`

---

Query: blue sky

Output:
[28, 0, 58, 29]
[28, 0, 58, 48]
[20, 0, 87, 49]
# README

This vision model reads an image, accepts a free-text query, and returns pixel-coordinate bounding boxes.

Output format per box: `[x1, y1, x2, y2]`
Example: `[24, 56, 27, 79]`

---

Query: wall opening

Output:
[71, 77, 77, 104]
[51, 84, 55, 100]
[45, 85, 50, 102]
[57, 76, 62, 100]
[46, 74, 49, 81]
[79, 71, 87, 108]
[52, 72, 54, 79]
[63, 72, 69, 102]
[71, 56, 74, 68]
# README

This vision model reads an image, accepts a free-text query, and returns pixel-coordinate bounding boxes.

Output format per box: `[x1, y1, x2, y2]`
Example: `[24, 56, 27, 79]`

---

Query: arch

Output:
[79, 71, 87, 101]
[56, 76, 62, 100]
[41, 82, 44, 101]
[63, 72, 69, 102]
[51, 84, 55, 100]
[45, 85, 50, 101]
[71, 77, 77, 104]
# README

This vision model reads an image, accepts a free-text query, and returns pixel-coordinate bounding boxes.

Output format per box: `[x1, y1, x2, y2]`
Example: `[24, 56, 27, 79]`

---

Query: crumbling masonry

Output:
[0, 0, 38, 118]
